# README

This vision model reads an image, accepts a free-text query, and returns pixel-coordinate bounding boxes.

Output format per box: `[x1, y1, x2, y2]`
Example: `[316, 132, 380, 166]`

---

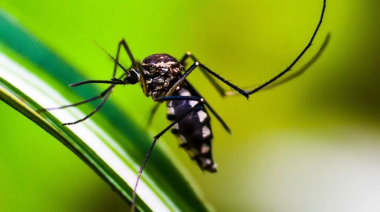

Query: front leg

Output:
[165, 61, 249, 99]
[179, 52, 232, 97]
[179, 0, 326, 97]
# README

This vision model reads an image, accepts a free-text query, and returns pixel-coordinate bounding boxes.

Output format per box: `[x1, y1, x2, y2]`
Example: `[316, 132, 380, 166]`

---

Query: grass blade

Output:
[0, 9, 211, 212]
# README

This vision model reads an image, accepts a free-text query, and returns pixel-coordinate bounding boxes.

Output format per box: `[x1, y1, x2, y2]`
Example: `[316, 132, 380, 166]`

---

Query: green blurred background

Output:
[1, 0, 380, 211]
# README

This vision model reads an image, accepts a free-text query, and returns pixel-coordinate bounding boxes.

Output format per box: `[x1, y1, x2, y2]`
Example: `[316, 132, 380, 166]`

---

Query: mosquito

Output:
[40, 0, 326, 211]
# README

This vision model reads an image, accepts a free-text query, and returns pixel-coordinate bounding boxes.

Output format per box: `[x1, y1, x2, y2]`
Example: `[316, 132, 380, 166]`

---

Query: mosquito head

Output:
[141, 54, 184, 99]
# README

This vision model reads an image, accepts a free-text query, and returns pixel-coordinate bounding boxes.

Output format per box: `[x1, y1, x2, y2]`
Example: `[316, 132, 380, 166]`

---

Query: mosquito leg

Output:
[247, 0, 326, 95]
[95, 39, 142, 91]
[95, 39, 137, 78]
[222, 33, 331, 97]
[179, 52, 228, 97]
[62, 85, 115, 125]
[179, 0, 326, 97]
[145, 85, 217, 131]
[156, 96, 204, 102]
[131, 97, 203, 212]
[38, 85, 114, 112]
[184, 80, 231, 133]
[256, 33, 331, 91]
[41, 40, 137, 122]
[107, 39, 150, 95]
[69, 79, 125, 87]
[165, 62, 249, 99]
[38, 74, 125, 113]
[109, 39, 138, 79]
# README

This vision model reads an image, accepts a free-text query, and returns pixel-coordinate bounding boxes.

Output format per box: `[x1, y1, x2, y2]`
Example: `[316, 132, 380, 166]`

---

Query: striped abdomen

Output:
[166, 87, 217, 173]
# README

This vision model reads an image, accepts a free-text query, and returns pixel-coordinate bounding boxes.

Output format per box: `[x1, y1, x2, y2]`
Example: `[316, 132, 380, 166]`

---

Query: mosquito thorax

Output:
[141, 54, 183, 99]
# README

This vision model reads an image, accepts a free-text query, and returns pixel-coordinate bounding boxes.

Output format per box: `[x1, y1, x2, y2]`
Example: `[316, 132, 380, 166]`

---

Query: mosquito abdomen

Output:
[166, 87, 217, 172]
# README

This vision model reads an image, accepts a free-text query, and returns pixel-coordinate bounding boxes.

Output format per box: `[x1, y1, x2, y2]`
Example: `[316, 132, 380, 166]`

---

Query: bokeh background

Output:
[1, 0, 380, 211]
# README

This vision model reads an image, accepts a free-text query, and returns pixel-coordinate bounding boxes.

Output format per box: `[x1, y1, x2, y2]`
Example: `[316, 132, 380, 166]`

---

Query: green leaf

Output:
[0, 9, 211, 212]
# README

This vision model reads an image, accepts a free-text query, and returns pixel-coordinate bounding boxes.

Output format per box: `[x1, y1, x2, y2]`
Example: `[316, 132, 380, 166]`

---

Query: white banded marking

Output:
[166, 107, 174, 115]
[201, 143, 210, 154]
[179, 88, 191, 96]
[197, 110, 207, 122]
[211, 163, 218, 170]
[202, 126, 211, 138]
[167, 107, 175, 115]
[179, 88, 199, 107]
[201, 158, 212, 168]
[172, 123, 179, 130]
[189, 100, 198, 108]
